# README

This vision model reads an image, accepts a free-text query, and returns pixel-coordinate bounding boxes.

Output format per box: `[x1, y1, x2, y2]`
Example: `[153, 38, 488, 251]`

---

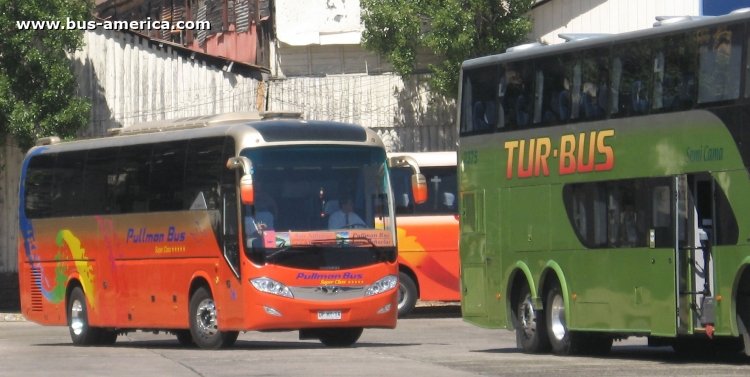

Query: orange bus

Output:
[388, 152, 459, 316]
[18, 112, 426, 349]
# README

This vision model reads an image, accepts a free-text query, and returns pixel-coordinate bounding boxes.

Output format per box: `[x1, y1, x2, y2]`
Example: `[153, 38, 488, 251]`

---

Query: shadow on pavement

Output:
[400, 303, 461, 319]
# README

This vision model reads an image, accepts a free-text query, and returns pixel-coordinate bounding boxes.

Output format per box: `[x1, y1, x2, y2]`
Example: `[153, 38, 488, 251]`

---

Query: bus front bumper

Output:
[243, 289, 398, 331]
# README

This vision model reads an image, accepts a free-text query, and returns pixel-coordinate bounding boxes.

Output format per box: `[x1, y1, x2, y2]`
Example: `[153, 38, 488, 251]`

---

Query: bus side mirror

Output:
[226, 156, 255, 205]
[412, 173, 427, 204]
[239, 174, 254, 205]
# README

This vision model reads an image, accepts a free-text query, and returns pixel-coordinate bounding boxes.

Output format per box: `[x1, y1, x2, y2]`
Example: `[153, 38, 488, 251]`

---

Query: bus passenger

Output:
[328, 197, 366, 229]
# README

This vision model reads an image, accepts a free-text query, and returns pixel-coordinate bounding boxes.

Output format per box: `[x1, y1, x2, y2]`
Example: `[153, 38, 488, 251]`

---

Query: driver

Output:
[328, 196, 365, 229]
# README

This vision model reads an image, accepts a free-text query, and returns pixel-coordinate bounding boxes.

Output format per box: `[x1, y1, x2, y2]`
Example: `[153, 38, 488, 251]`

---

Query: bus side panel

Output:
[115, 259, 220, 328]
[460, 190, 491, 324]
[110, 212, 221, 329]
[18, 257, 68, 326]
[396, 215, 460, 301]
[19, 218, 113, 327]
[19, 211, 223, 330]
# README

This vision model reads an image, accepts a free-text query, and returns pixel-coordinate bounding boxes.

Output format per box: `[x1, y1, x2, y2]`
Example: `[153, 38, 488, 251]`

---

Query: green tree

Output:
[361, 0, 534, 98]
[0, 0, 92, 150]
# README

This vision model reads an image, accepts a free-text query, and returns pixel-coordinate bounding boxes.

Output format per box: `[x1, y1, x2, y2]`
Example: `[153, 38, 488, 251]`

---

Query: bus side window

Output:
[113, 144, 152, 214]
[24, 153, 56, 219]
[52, 151, 86, 217]
[185, 137, 226, 213]
[698, 25, 742, 103]
[461, 65, 500, 134]
[82, 148, 118, 215]
[472, 101, 496, 131]
[631, 80, 650, 114]
[149, 141, 186, 212]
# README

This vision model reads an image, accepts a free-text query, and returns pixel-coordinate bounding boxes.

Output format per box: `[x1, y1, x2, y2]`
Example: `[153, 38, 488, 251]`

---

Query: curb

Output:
[1, 313, 26, 322]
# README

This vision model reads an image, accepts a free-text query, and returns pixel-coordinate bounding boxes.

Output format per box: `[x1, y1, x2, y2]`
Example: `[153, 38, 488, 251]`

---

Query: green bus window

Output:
[564, 178, 673, 249]
[580, 49, 609, 120]
[661, 34, 698, 111]
[613, 41, 654, 116]
[698, 24, 742, 103]
[538, 56, 571, 124]
[504, 62, 534, 128]
[460, 66, 501, 135]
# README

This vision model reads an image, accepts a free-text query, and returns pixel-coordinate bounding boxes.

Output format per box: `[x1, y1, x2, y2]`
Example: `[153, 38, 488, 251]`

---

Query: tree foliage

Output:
[0, 0, 92, 149]
[361, 0, 534, 98]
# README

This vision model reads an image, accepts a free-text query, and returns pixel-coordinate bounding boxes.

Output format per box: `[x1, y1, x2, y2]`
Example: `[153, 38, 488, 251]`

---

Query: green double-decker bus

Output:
[458, 10, 750, 356]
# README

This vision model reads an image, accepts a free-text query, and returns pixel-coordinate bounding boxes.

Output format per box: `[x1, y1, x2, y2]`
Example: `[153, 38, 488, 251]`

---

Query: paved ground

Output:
[2, 305, 749, 377]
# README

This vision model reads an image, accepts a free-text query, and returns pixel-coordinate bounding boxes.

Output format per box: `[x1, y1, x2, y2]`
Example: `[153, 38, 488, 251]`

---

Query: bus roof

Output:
[27, 112, 385, 156]
[388, 151, 456, 167]
[463, 9, 750, 70]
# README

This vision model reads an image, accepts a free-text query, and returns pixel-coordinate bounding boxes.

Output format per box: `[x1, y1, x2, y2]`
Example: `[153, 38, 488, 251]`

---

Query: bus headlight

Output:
[250, 277, 293, 298]
[365, 275, 398, 296]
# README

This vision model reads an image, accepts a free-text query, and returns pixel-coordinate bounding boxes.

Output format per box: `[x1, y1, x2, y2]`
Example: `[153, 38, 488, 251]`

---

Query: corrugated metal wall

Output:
[0, 138, 23, 274]
[266, 73, 457, 152]
[72, 28, 264, 137]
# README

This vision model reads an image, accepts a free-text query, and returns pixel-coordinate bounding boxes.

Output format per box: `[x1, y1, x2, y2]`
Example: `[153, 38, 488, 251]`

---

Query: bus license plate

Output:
[317, 310, 342, 320]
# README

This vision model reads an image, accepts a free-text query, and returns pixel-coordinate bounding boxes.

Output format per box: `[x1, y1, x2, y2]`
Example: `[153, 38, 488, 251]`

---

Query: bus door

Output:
[647, 178, 678, 336]
[676, 174, 716, 335]
[460, 190, 491, 320]
[212, 160, 245, 328]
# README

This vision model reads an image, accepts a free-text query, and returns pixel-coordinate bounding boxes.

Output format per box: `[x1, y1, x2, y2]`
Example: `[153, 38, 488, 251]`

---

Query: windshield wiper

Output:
[310, 236, 378, 247]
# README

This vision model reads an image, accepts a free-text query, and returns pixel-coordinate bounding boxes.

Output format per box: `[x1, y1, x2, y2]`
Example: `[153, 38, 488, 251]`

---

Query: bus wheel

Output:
[97, 330, 118, 345]
[737, 312, 750, 357]
[175, 330, 195, 347]
[67, 286, 100, 346]
[189, 287, 236, 349]
[397, 272, 418, 317]
[514, 284, 550, 353]
[317, 327, 363, 347]
[544, 285, 606, 355]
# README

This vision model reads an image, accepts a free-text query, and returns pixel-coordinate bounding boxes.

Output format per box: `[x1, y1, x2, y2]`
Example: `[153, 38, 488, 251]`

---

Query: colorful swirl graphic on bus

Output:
[57, 230, 96, 308]
[504, 129, 615, 179]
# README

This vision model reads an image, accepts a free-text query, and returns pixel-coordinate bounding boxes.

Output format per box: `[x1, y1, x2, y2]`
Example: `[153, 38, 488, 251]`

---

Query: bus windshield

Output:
[240, 145, 395, 267]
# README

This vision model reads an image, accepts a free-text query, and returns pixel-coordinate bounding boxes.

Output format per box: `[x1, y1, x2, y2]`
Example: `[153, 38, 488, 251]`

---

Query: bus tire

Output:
[514, 284, 550, 353]
[97, 329, 118, 345]
[221, 330, 240, 348]
[67, 286, 100, 346]
[545, 284, 594, 355]
[397, 272, 418, 317]
[189, 287, 234, 349]
[737, 311, 750, 357]
[317, 327, 363, 347]
[175, 330, 195, 347]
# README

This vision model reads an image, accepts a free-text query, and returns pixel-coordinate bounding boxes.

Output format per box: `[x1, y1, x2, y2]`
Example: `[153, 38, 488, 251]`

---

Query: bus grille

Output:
[29, 267, 44, 312]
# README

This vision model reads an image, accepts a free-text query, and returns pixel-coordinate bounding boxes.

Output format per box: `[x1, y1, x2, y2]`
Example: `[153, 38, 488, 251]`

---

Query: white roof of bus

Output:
[388, 151, 456, 167]
[463, 9, 750, 69]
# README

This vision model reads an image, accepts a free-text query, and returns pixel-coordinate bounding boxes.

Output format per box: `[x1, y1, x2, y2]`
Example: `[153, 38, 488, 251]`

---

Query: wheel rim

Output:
[519, 294, 538, 339]
[397, 283, 406, 309]
[195, 298, 218, 337]
[70, 298, 85, 336]
[549, 292, 566, 341]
